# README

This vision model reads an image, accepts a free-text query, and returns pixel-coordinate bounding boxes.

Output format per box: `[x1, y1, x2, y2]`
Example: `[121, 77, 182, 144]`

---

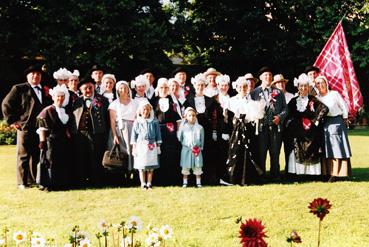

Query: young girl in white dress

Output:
[177, 107, 205, 188]
[131, 101, 162, 190]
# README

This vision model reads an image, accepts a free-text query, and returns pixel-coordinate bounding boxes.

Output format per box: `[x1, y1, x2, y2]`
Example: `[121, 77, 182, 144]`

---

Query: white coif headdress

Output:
[191, 73, 207, 85]
[49, 84, 70, 107]
[53, 68, 72, 80]
[215, 74, 230, 85]
[293, 73, 313, 87]
[232, 76, 250, 89]
[131, 74, 150, 89]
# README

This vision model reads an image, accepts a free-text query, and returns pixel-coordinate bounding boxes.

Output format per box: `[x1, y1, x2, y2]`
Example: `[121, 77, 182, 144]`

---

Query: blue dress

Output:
[177, 121, 204, 169]
[131, 117, 162, 170]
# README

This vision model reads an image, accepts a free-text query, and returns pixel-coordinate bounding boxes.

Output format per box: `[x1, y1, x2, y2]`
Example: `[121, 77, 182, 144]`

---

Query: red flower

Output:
[271, 90, 278, 98]
[302, 118, 311, 130]
[166, 122, 175, 132]
[192, 146, 201, 157]
[147, 143, 156, 150]
[185, 86, 190, 91]
[43, 86, 50, 96]
[287, 230, 302, 243]
[239, 218, 268, 247]
[309, 101, 315, 111]
[308, 198, 332, 221]
[172, 102, 177, 112]
[184, 90, 189, 97]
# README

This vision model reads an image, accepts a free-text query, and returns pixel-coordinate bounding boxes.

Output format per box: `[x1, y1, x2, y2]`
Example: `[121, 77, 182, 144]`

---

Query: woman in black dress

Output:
[36, 84, 73, 190]
[225, 76, 265, 185]
[152, 78, 182, 185]
[186, 73, 217, 185]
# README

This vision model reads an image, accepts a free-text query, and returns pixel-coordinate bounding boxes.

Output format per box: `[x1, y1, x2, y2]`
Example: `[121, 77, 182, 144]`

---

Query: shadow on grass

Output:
[348, 128, 369, 136]
[351, 168, 369, 182]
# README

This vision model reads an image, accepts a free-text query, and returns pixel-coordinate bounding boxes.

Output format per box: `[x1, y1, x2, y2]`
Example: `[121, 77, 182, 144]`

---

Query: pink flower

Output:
[287, 230, 302, 243]
[147, 143, 156, 150]
[309, 101, 315, 111]
[166, 122, 175, 132]
[185, 86, 190, 91]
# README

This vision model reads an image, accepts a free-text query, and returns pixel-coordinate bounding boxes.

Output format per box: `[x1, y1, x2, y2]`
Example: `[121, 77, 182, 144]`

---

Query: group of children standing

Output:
[132, 101, 204, 189]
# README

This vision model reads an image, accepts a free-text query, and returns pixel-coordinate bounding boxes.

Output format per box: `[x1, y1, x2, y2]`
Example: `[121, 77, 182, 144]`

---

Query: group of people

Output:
[1, 63, 352, 190]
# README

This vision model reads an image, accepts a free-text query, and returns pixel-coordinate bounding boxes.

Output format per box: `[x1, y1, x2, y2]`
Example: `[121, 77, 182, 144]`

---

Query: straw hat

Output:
[272, 74, 288, 85]
[204, 68, 221, 77]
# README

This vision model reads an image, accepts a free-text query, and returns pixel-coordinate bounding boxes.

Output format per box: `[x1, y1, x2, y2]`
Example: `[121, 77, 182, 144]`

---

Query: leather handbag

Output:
[102, 144, 128, 169]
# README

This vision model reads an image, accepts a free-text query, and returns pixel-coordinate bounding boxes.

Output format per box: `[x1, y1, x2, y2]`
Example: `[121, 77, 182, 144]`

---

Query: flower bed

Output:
[0, 216, 173, 247]
[0, 120, 16, 145]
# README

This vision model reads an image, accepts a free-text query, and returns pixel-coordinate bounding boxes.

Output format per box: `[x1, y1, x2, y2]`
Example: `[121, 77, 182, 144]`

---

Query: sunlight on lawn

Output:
[0, 129, 368, 246]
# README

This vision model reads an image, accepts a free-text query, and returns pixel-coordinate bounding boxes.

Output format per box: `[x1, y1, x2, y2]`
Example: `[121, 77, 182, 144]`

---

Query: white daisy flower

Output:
[159, 225, 173, 240]
[13, 231, 26, 244]
[64, 244, 73, 247]
[98, 220, 110, 231]
[127, 216, 143, 231]
[31, 237, 46, 247]
[78, 238, 90, 247]
[145, 232, 161, 247]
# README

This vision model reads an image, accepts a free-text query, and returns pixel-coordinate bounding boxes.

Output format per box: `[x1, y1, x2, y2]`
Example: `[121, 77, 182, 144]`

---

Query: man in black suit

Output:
[250, 66, 287, 181]
[2, 65, 52, 189]
[71, 77, 109, 186]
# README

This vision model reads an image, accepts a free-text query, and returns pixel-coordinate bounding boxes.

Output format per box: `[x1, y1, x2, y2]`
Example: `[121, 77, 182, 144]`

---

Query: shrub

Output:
[0, 120, 16, 145]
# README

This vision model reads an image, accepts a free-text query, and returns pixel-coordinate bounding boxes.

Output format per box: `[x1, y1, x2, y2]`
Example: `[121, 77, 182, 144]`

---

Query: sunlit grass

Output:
[0, 129, 368, 246]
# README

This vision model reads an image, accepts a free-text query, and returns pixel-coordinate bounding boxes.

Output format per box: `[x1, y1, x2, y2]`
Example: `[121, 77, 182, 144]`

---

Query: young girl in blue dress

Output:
[177, 107, 205, 188]
[131, 101, 162, 190]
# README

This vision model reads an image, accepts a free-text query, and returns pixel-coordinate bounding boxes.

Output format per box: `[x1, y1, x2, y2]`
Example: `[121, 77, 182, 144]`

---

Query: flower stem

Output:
[122, 228, 125, 247]
[131, 231, 133, 247]
[104, 234, 107, 247]
[317, 220, 321, 247]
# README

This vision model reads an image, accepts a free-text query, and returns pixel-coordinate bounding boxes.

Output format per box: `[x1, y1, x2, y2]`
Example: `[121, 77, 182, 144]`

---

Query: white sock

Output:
[183, 178, 188, 185]
[196, 178, 201, 185]
[141, 182, 146, 187]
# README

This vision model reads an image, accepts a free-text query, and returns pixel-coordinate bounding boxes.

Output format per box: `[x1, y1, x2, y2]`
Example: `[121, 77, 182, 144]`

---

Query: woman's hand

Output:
[113, 135, 120, 145]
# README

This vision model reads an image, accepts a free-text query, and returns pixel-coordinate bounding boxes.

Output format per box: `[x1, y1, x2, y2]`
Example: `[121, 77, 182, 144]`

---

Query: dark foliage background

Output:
[1, 0, 368, 116]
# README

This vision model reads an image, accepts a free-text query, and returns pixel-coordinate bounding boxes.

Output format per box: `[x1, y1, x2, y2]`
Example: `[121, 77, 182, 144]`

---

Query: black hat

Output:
[140, 68, 155, 76]
[89, 64, 105, 75]
[257, 66, 273, 76]
[78, 77, 95, 88]
[171, 67, 187, 77]
[304, 65, 320, 74]
[24, 64, 44, 77]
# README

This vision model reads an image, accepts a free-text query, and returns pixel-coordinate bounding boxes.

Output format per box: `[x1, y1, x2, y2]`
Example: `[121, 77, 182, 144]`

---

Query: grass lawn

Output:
[0, 129, 368, 246]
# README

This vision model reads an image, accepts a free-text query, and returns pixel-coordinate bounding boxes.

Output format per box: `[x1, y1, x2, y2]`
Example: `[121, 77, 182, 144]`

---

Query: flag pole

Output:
[339, 11, 348, 23]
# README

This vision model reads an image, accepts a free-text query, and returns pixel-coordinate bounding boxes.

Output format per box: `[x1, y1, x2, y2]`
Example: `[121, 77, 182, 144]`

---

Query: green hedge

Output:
[0, 120, 16, 145]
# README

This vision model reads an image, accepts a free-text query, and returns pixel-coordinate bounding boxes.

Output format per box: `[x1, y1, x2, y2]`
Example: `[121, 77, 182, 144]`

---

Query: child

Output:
[131, 102, 162, 190]
[177, 107, 205, 188]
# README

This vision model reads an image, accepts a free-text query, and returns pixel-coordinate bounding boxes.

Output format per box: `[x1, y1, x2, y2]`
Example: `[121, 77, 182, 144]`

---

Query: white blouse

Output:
[194, 96, 206, 113]
[219, 94, 230, 109]
[204, 87, 219, 98]
[226, 94, 249, 117]
[109, 99, 138, 122]
[318, 90, 348, 118]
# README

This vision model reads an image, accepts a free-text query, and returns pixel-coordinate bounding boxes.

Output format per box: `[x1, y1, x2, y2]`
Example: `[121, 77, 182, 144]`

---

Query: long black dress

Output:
[36, 105, 73, 190]
[152, 95, 182, 185]
[285, 95, 328, 175]
[226, 115, 262, 185]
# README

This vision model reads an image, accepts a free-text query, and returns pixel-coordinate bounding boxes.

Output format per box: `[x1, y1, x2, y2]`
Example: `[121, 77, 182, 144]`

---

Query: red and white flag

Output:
[314, 21, 363, 117]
